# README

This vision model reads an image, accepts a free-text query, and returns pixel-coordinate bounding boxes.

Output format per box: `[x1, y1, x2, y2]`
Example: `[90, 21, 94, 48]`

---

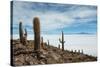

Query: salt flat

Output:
[13, 34, 97, 56]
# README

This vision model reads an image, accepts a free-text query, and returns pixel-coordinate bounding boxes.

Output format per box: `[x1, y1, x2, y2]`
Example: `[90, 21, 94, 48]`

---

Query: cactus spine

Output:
[59, 31, 65, 51]
[19, 21, 24, 44]
[33, 17, 40, 52]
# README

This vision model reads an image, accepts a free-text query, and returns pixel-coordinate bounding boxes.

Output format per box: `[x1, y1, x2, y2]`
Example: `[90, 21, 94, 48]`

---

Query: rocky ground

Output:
[11, 39, 97, 66]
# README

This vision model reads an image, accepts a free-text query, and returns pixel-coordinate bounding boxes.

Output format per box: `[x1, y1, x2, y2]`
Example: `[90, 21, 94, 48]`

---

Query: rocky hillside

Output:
[11, 39, 97, 66]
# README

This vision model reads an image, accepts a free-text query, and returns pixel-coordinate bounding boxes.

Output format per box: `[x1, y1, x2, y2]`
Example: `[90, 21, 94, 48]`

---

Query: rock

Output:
[40, 54, 46, 59]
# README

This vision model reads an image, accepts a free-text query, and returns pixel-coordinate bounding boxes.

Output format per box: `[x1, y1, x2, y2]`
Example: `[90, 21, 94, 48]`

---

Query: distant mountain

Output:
[65, 32, 96, 35]
[76, 32, 91, 34]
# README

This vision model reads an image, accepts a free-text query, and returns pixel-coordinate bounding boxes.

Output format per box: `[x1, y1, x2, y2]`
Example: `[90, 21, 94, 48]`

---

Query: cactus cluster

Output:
[19, 17, 84, 55]
[59, 31, 65, 51]
[11, 15, 94, 66]
[19, 21, 27, 45]
[71, 49, 84, 54]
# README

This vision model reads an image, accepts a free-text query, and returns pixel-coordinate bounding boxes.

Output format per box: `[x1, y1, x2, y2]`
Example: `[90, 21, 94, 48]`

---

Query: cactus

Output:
[81, 49, 83, 54]
[74, 50, 77, 53]
[19, 21, 27, 45]
[33, 17, 40, 52]
[19, 21, 24, 44]
[24, 28, 27, 38]
[59, 31, 65, 51]
[23, 28, 27, 45]
[78, 50, 80, 53]
[47, 40, 49, 46]
[58, 44, 60, 49]
[41, 37, 44, 49]
[71, 49, 73, 53]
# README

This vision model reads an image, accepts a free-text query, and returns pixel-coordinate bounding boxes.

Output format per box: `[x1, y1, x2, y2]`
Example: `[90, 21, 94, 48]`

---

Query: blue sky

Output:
[12, 1, 97, 35]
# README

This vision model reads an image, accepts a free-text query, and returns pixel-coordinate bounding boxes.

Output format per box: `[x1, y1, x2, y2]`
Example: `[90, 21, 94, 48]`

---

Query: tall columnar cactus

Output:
[19, 21, 24, 44]
[59, 31, 65, 51]
[33, 17, 40, 51]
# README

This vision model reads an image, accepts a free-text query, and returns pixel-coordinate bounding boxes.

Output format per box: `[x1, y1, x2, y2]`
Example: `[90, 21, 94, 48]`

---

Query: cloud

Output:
[12, 1, 97, 35]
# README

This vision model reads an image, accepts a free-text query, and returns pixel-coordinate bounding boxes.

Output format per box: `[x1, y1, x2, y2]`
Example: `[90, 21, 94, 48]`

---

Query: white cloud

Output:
[13, 1, 97, 34]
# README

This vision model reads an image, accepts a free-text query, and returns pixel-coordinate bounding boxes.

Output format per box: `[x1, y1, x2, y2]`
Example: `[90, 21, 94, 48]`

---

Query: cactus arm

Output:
[59, 38, 62, 43]
[24, 28, 27, 36]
